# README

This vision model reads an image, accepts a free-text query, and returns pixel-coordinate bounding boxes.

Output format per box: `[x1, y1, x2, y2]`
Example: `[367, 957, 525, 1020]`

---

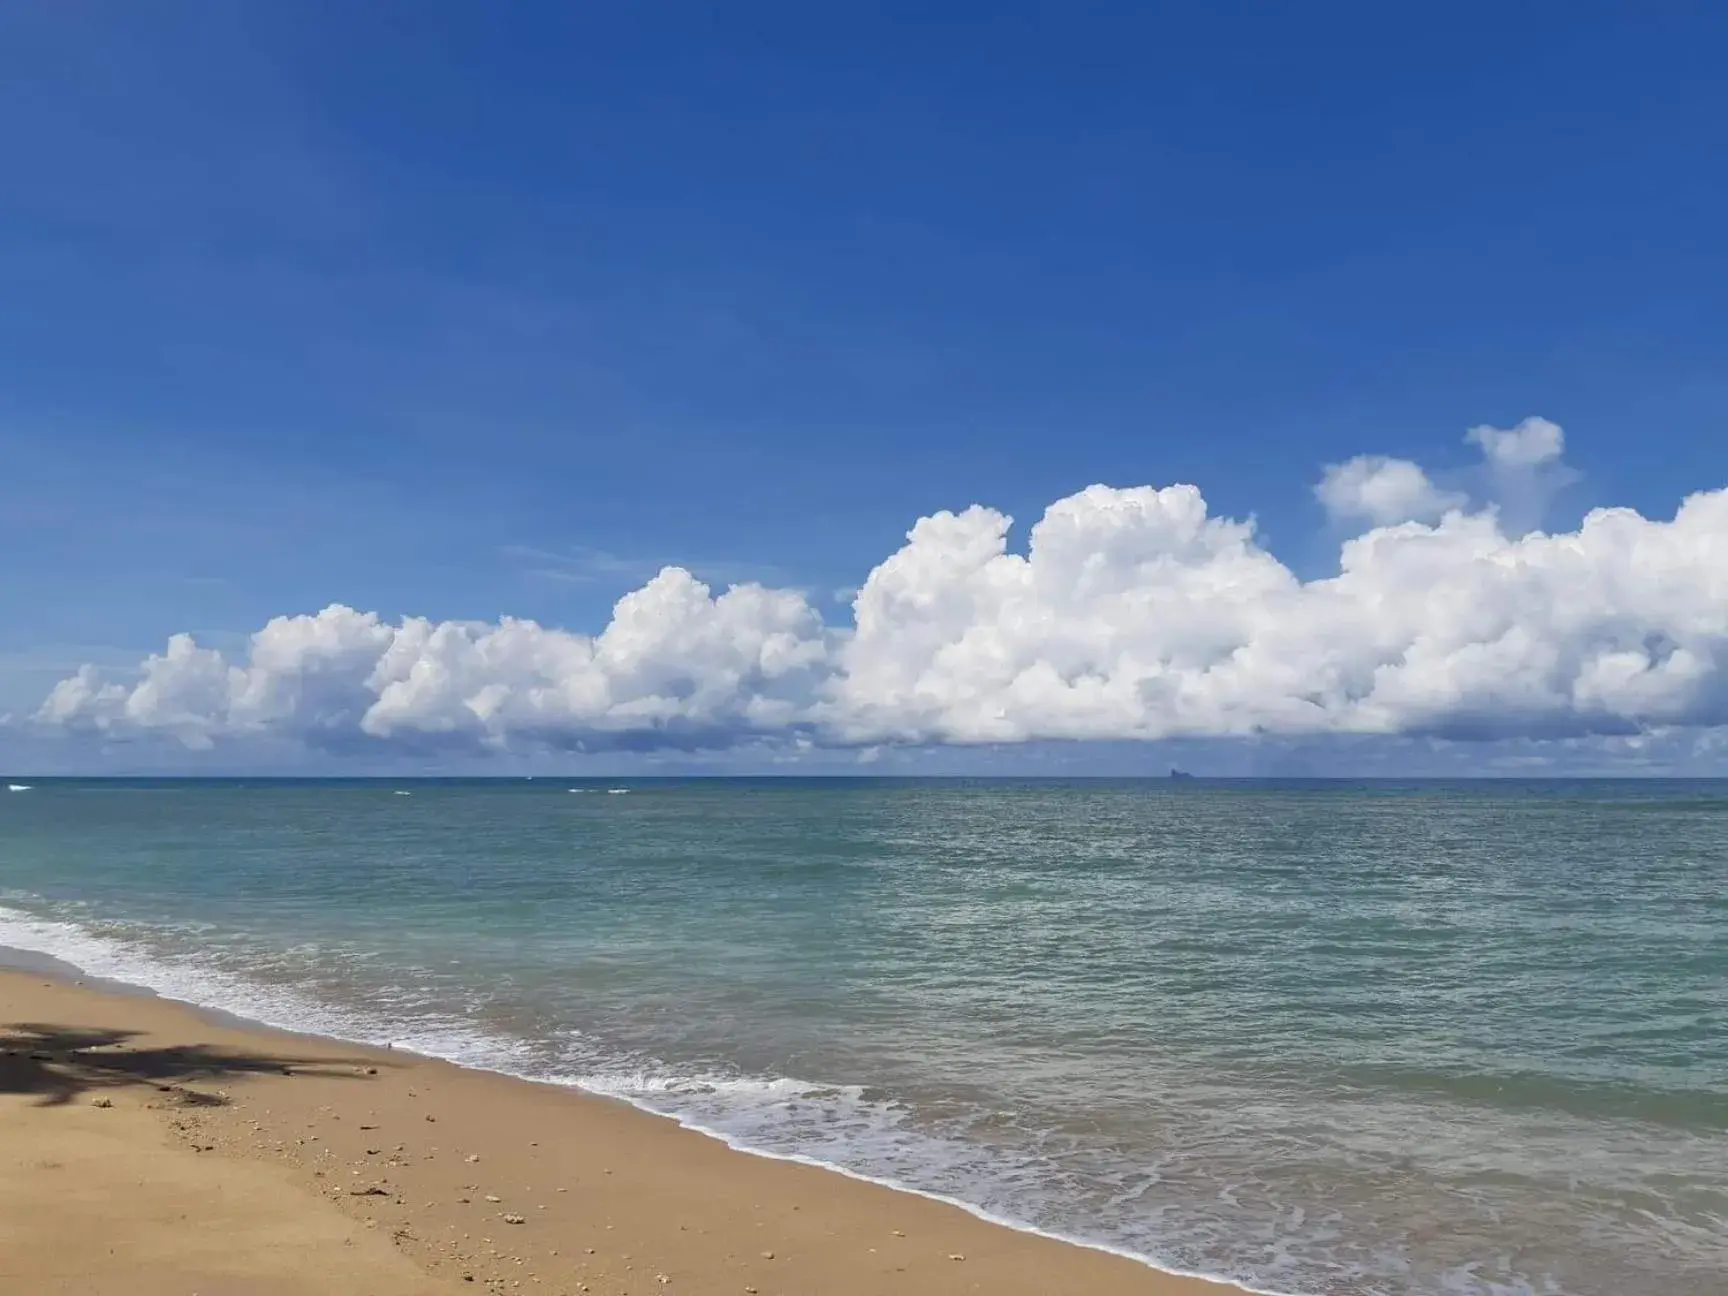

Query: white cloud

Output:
[1465, 416, 1565, 469]
[829, 480, 1728, 744]
[1315, 455, 1466, 527]
[1319, 415, 1573, 534]
[1463, 416, 1581, 535]
[31, 418, 1728, 755]
[39, 570, 831, 752]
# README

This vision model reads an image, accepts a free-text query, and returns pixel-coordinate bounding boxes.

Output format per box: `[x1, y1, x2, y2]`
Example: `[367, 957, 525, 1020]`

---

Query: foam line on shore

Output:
[0, 902, 1278, 1296]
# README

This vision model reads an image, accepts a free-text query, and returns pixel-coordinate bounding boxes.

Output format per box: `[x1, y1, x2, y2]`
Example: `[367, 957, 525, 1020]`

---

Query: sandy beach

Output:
[0, 966, 1242, 1296]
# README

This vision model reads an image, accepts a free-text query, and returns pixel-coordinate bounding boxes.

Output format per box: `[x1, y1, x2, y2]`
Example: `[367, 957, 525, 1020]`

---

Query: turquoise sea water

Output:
[1, 778, 1724, 1295]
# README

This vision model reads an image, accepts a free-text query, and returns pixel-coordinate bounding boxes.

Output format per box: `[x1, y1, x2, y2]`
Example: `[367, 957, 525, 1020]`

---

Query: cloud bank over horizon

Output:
[27, 419, 1728, 761]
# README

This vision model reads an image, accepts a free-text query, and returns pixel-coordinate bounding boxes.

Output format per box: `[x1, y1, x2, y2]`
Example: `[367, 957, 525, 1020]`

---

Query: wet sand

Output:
[0, 966, 1245, 1295]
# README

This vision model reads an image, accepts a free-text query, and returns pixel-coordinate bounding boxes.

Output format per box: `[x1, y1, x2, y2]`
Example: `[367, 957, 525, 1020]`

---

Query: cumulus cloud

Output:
[31, 417, 1728, 755]
[1315, 455, 1466, 527]
[39, 569, 831, 752]
[1318, 416, 1575, 534]
[1465, 416, 1565, 469]
[1464, 415, 1582, 534]
[830, 480, 1728, 743]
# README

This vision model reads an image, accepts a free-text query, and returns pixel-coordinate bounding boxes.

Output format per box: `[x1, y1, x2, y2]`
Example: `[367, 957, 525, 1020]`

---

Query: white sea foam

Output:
[559, 1067, 1288, 1294]
[0, 903, 526, 1080]
[0, 900, 1281, 1296]
[6, 784, 31, 792]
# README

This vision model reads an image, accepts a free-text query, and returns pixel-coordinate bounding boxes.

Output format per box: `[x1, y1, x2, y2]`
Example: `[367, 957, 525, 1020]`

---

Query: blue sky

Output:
[3, 2, 1726, 773]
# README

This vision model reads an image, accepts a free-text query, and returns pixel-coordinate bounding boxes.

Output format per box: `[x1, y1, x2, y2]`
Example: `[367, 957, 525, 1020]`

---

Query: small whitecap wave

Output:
[606, 788, 630, 795]
[6, 784, 31, 792]
[393, 790, 413, 796]
[576, 1069, 871, 1105]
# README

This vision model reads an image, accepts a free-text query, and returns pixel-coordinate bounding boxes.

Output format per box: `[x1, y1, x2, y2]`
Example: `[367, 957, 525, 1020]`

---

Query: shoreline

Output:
[0, 947, 1255, 1296]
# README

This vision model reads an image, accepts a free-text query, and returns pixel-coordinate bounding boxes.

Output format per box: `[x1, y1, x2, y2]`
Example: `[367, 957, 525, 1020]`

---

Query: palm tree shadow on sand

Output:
[0, 1022, 387, 1107]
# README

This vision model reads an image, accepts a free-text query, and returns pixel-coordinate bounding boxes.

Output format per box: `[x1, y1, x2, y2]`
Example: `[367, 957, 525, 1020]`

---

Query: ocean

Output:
[0, 778, 1723, 1295]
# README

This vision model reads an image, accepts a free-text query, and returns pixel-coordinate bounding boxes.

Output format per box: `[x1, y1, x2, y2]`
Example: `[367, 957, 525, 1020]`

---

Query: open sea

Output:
[0, 777, 1723, 1294]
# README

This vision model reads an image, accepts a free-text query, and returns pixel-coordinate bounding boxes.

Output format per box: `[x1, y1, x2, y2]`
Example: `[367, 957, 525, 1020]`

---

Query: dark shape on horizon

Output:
[1169, 768, 1194, 780]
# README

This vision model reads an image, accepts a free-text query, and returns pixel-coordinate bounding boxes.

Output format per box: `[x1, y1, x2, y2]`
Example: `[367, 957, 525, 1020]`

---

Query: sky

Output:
[3, 1, 1726, 775]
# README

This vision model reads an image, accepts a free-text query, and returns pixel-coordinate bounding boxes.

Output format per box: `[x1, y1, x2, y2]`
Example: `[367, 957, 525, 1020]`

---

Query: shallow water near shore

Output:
[2, 777, 1724, 1295]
